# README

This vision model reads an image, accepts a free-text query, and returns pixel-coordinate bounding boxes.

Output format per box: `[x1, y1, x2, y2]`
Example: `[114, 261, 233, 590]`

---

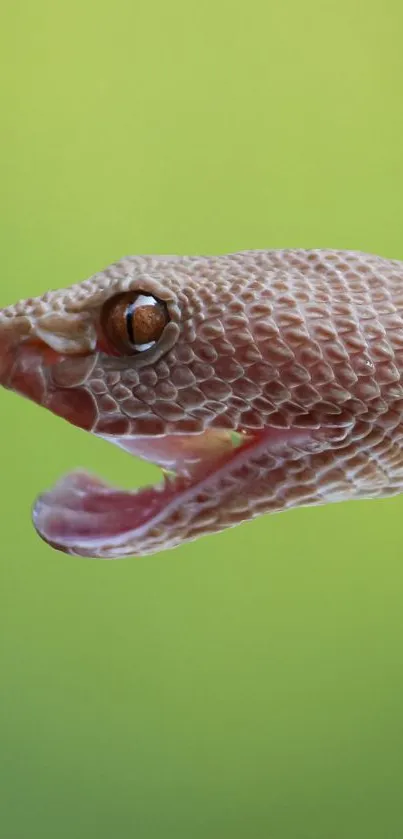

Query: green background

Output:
[1, 1, 403, 837]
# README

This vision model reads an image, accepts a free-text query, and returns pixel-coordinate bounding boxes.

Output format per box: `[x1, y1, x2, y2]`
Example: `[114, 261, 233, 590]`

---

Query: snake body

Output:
[1, 249, 403, 558]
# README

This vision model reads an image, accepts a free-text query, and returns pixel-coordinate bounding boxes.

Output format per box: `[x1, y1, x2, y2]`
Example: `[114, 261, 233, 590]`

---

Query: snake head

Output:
[1, 250, 403, 558]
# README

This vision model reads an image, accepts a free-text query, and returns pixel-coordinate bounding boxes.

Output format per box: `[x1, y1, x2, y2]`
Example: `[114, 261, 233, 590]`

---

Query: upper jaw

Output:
[0, 306, 96, 384]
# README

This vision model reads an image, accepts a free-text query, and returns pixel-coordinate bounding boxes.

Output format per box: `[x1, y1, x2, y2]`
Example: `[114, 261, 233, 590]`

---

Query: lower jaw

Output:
[31, 425, 318, 559]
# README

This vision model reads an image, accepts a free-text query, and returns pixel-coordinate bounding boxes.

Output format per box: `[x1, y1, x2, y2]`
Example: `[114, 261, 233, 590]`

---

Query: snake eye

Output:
[100, 291, 169, 355]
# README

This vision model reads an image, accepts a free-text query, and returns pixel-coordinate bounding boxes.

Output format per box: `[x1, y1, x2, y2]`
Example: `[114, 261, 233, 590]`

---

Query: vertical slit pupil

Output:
[126, 303, 136, 344]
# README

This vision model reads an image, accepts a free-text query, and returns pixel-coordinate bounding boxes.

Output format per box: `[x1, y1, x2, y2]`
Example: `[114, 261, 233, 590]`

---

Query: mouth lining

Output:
[32, 423, 319, 558]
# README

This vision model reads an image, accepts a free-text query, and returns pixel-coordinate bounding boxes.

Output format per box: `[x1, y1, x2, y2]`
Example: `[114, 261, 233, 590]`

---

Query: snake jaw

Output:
[31, 426, 318, 559]
[2, 249, 403, 558]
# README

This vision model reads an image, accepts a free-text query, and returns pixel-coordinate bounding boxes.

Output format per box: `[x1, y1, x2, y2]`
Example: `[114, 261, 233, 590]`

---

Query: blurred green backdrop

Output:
[2, 1, 403, 837]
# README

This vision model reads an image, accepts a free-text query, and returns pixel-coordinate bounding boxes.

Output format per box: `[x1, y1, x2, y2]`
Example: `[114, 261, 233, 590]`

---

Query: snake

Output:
[1, 248, 403, 559]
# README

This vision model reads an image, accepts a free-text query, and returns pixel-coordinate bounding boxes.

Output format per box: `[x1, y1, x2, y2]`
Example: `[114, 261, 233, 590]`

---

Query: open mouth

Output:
[3, 246, 400, 558]
[32, 424, 317, 558]
[0, 307, 358, 560]
[0, 324, 322, 559]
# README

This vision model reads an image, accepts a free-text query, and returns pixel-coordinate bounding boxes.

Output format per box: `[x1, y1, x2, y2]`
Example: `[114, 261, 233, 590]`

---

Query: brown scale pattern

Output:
[2, 249, 403, 557]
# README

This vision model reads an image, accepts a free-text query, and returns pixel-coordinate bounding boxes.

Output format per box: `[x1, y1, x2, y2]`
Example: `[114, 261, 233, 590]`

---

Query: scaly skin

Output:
[1, 249, 403, 559]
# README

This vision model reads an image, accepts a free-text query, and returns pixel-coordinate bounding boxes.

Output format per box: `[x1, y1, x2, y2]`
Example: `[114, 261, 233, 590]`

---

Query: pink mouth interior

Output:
[0, 329, 324, 557]
[32, 426, 315, 557]
[0, 335, 318, 558]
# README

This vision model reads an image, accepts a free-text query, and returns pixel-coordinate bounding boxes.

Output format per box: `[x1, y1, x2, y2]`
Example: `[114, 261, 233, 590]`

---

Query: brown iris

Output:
[101, 291, 169, 354]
